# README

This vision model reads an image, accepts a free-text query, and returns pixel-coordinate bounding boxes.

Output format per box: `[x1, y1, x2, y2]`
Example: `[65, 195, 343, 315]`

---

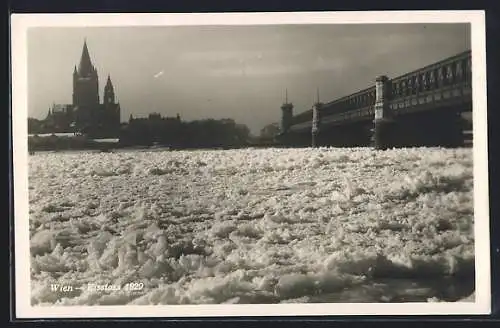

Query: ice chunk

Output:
[30, 230, 57, 256]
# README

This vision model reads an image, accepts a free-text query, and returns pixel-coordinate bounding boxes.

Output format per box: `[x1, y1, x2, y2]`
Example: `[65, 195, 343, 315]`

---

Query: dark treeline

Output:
[118, 116, 252, 149]
[27, 114, 285, 151]
[29, 118, 54, 135]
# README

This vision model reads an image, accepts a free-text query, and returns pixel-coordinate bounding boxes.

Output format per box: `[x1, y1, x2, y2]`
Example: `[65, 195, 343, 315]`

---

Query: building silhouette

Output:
[43, 39, 121, 138]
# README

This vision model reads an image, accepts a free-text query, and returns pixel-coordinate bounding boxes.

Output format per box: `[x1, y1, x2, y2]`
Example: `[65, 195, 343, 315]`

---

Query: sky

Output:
[27, 24, 470, 135]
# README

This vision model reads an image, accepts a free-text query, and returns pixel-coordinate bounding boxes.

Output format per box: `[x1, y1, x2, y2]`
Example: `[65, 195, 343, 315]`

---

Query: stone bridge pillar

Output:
[311, 102, 322, 147]
[373, 75, 393, 150]
[279, 102, 294, 146]
[281, 103, 293, 134]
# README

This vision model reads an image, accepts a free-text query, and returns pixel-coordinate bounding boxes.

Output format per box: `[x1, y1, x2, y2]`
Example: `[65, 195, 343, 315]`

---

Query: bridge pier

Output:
[279, 97, 294, 147]
[372, 119, 395, 150]
[373, 75, 394, 150]
[311, 100, 322, 148]
[311, 132, 318, 148]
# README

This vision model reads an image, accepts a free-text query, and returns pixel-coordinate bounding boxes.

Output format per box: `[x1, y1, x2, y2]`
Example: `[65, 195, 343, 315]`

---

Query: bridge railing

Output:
[288, 50, 471, 129]
[291, 109, 313, 126]
[389, 50, 471, 101]
[321, 86, 376, 117]
[290, 86, 377, 126]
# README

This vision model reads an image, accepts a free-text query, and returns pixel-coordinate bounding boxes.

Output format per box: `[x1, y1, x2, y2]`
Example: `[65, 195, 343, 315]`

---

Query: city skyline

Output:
[28, 24, 471, 134]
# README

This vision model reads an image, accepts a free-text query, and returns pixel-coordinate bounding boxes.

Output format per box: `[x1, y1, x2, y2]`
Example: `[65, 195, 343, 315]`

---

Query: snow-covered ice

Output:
[28, 147, 475, 305]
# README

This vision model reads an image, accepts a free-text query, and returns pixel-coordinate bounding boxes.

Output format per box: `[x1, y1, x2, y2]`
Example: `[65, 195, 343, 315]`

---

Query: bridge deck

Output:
[288, 50, 472, 133]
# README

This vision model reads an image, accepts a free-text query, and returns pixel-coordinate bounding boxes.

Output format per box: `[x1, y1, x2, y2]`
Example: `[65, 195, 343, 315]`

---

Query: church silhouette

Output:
[44, 39, 121, 138]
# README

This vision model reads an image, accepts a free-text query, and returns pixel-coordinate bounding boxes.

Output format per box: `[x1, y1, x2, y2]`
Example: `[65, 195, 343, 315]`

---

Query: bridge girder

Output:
[281, 50, 472, 149]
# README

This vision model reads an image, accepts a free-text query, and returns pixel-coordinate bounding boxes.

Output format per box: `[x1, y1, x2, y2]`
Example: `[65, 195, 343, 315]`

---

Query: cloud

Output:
[205, 55, 345, 78]
[179, 49, 305, 64]
[180, 51, 264, 63]
[207, 63, 306, 77]
[312, 56, 343, 71]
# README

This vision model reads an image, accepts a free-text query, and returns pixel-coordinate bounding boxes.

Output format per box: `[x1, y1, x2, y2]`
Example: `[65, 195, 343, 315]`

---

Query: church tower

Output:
[103, 74, 115, 105]
[73, 39, 99, 127]
[43, 38, 122, 138]
[103, 74, 121, 133]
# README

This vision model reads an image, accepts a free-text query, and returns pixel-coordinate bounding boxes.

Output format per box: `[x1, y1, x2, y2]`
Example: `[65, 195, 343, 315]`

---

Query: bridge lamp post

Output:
[373, 75, 394, 150]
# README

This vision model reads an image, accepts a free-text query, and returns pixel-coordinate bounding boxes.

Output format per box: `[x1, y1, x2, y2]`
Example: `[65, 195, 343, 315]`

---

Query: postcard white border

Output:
[11, 11, 490, 318]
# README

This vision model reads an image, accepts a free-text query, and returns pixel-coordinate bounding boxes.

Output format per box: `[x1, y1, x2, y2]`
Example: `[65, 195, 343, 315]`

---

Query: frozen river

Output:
[28, 147, 475, 305]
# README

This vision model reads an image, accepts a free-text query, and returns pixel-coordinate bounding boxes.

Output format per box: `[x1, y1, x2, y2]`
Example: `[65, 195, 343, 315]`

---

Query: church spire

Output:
[104, 73, 116, 105]
[78, 38, 94, 76]
[105, 74, 113, 88]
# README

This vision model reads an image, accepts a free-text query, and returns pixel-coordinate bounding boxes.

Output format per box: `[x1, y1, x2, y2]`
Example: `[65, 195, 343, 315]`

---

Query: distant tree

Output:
[234, 123, 251, 145]
[28, 118, 43, 134]
[259, 122, 281, 140]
